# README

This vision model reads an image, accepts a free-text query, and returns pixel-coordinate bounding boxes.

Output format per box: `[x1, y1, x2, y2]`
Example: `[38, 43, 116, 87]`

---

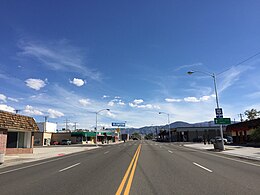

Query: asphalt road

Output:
[0, 140, 260, 195]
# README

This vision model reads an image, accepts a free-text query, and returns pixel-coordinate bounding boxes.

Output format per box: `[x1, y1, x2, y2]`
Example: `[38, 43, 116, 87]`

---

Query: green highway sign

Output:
[214, 118, 231, 125]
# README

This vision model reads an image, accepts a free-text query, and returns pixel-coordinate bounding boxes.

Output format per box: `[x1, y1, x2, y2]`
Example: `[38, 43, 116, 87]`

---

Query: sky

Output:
[1, 0, 260, 130]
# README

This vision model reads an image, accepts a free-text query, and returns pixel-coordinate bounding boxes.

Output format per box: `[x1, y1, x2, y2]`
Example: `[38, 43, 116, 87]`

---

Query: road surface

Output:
[0, 140, 259, 195]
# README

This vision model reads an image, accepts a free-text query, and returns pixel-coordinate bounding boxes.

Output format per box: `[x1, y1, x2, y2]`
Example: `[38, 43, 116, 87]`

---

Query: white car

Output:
[210, 136, 227, 144]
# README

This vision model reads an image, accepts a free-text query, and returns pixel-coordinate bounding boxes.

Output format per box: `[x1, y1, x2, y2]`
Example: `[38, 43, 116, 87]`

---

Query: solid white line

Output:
[0, 148, 99, 175]
[168, 150, 173, 153]
[104, 151, 110, 154]
[193, 162, 213, 173]
[183, 146, 260, 167]
[59, 163, 80, 172]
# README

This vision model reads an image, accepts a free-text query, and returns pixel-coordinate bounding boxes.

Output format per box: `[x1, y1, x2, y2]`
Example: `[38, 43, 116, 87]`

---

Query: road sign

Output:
[214, 118, 231, 124]
[112, 122, 125, 127]
[215, 108, 223, 118]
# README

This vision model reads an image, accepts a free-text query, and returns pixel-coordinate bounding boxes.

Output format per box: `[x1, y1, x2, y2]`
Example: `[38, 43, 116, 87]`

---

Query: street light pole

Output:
[159, 112, 171, 142]
[188, 70, 225, 150]
[95, 109, 110, 147]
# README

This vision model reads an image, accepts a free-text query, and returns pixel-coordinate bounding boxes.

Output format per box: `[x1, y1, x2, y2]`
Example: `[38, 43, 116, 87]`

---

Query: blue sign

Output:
[112, 122, 125, 127]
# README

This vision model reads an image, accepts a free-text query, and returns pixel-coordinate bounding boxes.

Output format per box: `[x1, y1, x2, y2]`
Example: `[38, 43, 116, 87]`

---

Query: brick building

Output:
[0, 110, 39, 155]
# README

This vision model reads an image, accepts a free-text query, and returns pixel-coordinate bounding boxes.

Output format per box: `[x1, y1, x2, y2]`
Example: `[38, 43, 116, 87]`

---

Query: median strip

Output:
[116, 144, 141, 195]
[59, 163, 81, 172]
[193, 162, 213, 173]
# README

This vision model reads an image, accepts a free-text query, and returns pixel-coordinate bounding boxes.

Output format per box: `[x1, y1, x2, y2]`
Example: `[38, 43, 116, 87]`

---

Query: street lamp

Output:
[95, 109, 110, 146]
[187, 70, 225, 150]
[159, 112, 171, 142]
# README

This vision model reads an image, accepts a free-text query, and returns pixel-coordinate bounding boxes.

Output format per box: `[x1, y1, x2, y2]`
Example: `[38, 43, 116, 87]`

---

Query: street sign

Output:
[215, 108, 223, 118]
[214, 118, 231, 124]
[112, 122, 125, 127]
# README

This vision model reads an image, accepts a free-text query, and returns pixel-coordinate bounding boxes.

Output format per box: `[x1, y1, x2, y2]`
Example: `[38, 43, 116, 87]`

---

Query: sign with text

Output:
[112, 122, 125, 127]
[214, 118, 231, 125]
[215, 108, 223, 118]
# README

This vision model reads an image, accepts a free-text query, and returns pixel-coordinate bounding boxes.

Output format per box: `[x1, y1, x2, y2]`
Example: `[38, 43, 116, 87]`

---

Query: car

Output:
[51, 141, 59, 145]
[61, 139, 72, 145]
[224, 136, 233, 144]
[210, 136, 228, 144]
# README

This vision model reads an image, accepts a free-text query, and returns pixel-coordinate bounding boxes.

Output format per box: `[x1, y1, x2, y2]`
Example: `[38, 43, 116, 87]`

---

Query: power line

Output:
[217, 51, 260, 76]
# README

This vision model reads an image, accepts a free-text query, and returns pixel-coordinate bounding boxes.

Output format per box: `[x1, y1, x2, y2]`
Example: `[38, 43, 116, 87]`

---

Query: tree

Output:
[244, 108, 260, 120]
[250, 127, 260, 143]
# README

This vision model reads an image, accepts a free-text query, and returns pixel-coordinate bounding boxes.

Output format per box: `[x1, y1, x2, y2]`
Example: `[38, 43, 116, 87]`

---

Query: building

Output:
[157, 125, 228, 142]
[226, 118, 260, 143]
[34, 122, 57, 146]
[0, 110, 39, 155]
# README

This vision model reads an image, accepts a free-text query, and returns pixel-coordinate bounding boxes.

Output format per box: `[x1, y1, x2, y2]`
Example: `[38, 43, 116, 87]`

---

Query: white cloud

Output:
[165, 95, 213, 103]
[8, 97, 19, 102]
[165, 98, 182, 103]
[70, 78, 86, 87]
[108, 99, 125, 107]
[102, 95, 110, 99]
[184, 97, 200, 102]
[106, 111, 116, 118]
[133, 99, 144, 104]
[108, 101, 115, 107]
[25, 78, 46, 90]
[129, 100, 160, 110]
[0, 104, 15, 113]
[48, 109, 64, 118]
[115, 96, 121, 99]
[218, 65, 252, 93]
[118, 100, 125, 106]
[79, 99, 91, 106]
[24, 105, 44, 116]
[18, 40, 101, 80]
[0, 94, 7, 102]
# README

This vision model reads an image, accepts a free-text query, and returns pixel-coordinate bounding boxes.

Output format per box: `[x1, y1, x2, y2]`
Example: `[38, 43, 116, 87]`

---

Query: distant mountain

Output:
[120, 120, 235, 135]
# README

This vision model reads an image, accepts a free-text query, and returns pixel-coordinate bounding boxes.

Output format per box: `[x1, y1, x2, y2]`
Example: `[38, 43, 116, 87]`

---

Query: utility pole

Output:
[64, 119, 70, 131]
[238, 113, 244, 122]
[74, 122, 78, 131]
[15, 109, 21, 114]
[44, 116, 48, 132]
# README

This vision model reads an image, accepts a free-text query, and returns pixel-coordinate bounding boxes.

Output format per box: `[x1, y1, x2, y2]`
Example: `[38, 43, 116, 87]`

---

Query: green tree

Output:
[250, 127, 260, 142]
[244, 108, 260, 120]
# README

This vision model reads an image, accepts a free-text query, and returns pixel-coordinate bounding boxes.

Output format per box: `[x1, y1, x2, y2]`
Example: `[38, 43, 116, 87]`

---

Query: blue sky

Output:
[1, 0, 260, 129]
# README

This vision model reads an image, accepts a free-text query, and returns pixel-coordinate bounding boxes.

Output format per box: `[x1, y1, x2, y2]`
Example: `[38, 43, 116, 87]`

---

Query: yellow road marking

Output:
[124, 144, 141, 195]
[115, 144, 141, 195]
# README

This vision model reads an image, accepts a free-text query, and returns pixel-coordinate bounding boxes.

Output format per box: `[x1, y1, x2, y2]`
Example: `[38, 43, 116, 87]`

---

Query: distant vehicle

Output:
[210, 136, 228, 144]
[51, 141, 59, 145]
[61, 139, 72, 145]
[225, 136, 233, 144]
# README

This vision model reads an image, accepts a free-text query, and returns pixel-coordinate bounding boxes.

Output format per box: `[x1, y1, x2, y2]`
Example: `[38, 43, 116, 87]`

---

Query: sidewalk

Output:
[0, 141, 124, 168]
[184, 143, 260, 161]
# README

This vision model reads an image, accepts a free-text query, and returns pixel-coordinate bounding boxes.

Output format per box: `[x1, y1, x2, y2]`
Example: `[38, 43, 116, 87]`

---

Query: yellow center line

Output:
[115, 144, 141, 195]
[123, 144, 141, 195]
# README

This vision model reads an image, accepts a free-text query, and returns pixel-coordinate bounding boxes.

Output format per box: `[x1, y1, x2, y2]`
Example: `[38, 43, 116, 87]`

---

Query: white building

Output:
[37, 122, 57, 133]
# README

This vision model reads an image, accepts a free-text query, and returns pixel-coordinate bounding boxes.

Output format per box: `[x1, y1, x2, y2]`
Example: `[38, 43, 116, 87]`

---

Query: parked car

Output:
[51, 141, 59, 145]
[210, 136, 228, 144]
[61, 139, 72, 145]
[224, 136, 233, 144]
